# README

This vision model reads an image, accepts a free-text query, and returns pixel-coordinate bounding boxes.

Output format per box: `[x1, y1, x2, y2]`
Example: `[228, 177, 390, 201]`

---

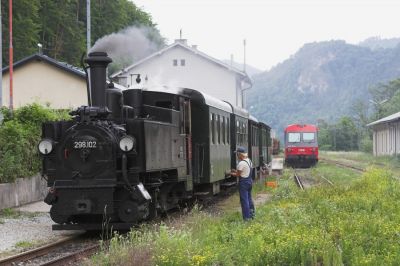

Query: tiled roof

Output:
[2, 53, 85, 78]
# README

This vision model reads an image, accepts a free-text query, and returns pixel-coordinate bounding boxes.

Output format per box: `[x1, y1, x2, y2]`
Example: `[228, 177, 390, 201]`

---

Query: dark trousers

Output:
[239, 178, 255, 220]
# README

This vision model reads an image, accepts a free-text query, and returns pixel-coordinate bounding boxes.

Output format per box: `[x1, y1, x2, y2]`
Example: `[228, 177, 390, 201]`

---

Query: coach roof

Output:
[144, 86, 232, 113]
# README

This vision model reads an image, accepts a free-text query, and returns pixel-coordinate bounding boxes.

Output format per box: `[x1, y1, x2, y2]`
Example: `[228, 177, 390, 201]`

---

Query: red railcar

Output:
[284, 124, 318, 167]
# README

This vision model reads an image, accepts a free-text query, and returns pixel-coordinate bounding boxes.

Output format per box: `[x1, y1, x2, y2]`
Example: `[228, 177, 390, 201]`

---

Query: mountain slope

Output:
[247, 40, 400, 138]
[222, 60, 262, 77]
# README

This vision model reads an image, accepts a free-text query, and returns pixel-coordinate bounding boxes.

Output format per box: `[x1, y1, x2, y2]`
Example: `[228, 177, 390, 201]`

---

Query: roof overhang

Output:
[367, 111, 400, 127]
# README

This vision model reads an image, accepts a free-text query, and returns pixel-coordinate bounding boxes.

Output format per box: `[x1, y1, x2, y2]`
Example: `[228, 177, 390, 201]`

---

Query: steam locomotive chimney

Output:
[85, 52, 112, 107]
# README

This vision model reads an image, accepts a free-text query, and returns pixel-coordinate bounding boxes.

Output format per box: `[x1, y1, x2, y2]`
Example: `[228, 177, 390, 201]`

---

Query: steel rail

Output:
[0, 235, 81, 266]
[39, 243, 100, 266]
[320, 175, 334, 186]
[293, 173, 304, 190]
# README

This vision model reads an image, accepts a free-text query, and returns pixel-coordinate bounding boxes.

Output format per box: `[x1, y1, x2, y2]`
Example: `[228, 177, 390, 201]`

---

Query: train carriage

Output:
[39, 52, 272, 230]
[259, 122, 271, 167]
[284, 124, 318, 167]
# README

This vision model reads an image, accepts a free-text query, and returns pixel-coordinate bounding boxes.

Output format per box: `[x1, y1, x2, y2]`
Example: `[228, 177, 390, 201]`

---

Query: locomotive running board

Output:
[220, 181, 236, 188]
[52, 223, 136, 231]
[193, 191, 210, 196]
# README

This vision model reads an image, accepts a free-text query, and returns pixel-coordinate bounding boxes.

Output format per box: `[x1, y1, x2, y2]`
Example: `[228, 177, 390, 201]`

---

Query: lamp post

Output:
[9, 0, 13, 110]
[0, 0, 2, 107]
[369, 99, 388, 119]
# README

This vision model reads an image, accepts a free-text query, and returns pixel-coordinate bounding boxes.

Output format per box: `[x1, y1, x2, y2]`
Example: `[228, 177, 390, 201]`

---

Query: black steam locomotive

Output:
[39, 52, 271, 230]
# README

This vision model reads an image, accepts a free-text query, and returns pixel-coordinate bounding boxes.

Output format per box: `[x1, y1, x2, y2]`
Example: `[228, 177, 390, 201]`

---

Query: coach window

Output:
[236, 121, 240, 145]
[217, 115, 221, 144]
[227, 118, 230, 144]
[243, 123, 247, 144]
[222, 117, 225, 144]
[210, 114, 212, 143]
[303, 132, 315, 142]
[211, 114, 216, 144]
[288, 132, 301, 143]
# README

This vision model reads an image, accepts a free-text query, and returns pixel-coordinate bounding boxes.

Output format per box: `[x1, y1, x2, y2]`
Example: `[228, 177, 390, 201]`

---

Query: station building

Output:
[1, 53, 87, 109]
[111, 39, 252, 108]
[367, 112, 400, 156]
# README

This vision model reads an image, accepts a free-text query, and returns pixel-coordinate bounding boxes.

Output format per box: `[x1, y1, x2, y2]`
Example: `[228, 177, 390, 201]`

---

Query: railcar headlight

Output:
[119, 136, 136, 152]
[38, 139, 54, 155]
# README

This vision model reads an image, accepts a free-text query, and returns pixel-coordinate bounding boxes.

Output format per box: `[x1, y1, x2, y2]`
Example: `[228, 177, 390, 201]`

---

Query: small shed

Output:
[367, 112, 400, 156]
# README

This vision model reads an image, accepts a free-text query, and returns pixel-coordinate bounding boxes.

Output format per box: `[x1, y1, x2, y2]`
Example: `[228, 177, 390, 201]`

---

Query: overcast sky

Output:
[132, 0, 400, 71]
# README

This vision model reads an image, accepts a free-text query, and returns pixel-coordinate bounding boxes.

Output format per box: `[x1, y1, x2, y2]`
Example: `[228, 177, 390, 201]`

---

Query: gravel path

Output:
[0, 202, 81, 257]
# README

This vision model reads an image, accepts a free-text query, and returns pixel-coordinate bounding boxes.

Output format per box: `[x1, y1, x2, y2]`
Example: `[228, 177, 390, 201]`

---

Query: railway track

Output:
[293, 172, 305, 190]
[293, 168, 335, 189]
[0, 234, 100, 266]
[320, 158, 365, 173]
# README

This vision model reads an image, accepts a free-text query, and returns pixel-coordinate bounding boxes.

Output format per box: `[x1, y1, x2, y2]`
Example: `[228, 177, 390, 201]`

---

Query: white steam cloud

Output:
[90, 26, 162, 72]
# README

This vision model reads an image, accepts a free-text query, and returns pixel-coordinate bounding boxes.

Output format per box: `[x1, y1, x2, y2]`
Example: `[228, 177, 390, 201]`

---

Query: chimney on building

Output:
[175, 39, 188, 45]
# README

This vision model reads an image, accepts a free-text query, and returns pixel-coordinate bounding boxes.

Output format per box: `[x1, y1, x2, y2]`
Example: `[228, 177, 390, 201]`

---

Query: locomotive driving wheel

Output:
[50, 206, 71, 224]
[118, 200, 140, 223]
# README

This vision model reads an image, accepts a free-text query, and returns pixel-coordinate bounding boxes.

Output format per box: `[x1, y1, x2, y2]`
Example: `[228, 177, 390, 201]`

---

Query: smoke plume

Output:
[90, 26, 163, 73]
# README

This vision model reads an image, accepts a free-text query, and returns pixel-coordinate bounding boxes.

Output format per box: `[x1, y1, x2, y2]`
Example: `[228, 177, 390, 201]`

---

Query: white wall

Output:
[2, 60, 87, 109]
[119, 46, 243, 107]
[372, 121, 400, 156]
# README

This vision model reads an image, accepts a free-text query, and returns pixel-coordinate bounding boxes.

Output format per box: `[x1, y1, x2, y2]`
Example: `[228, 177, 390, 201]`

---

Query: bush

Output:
[0, 104, 69, 183]
[360, 136, 373, 153]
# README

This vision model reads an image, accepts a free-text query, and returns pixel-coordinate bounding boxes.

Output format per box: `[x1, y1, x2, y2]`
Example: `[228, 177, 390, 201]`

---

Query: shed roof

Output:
[2, 53, 85, 79]
[367, 111, 400, 127]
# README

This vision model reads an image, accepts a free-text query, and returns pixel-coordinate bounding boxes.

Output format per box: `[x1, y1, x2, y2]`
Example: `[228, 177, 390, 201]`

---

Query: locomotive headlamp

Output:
[38, 139, 54, 155]
[119, 136, 136, 152]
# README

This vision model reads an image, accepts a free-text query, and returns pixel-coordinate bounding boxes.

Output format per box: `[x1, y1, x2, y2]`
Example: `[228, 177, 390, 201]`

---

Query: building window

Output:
[181, 59, 186, 66]
[173, 59, 178, 66]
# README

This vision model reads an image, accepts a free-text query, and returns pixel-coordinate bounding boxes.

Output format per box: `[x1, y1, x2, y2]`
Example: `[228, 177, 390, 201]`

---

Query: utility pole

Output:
[0, 0, 3, 107]
[86, 0, 92, 106]
[243, 39, 246, 72]
[9, 0, 13, 110]
[86, 0, 90, 53]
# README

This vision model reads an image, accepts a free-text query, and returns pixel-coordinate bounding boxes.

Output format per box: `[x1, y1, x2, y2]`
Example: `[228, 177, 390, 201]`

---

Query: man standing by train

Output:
[231, 147, 255, 221]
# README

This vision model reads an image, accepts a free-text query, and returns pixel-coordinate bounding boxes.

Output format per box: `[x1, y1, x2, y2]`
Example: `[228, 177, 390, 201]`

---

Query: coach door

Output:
[180, 98, 192, 176]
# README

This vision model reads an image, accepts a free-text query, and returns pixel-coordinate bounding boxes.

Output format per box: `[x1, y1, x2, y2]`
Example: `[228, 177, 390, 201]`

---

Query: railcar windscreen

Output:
[288, 132, 301, 143]
[303, 132, 315, 142]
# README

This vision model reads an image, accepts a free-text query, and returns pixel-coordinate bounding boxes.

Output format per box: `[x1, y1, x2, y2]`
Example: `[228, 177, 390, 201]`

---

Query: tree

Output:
[2, 0, 164, 67]
[2, 0, 40, 66]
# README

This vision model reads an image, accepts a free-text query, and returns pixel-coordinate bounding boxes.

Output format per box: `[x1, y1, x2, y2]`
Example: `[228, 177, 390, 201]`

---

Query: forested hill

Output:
[1, 0, 164, 68]
[247, 39, 400, 138]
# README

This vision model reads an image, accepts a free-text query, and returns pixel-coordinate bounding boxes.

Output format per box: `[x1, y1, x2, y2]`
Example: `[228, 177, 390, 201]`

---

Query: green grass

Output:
[89, 164, 400, 265]
[0, 208, 40, 220]
[320, 150, 400, 168]
[0, 208, 18, 218]
[14, 241, 35, 249]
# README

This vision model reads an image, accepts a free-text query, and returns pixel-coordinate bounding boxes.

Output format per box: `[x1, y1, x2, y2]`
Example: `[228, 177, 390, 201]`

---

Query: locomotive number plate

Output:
[73, 141, 97, 149]
[299, 149, 305, 152]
